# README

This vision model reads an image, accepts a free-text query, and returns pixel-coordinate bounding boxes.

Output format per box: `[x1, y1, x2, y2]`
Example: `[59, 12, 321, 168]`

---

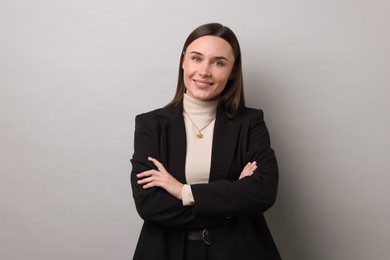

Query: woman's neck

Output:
[183, 93, 218, 117]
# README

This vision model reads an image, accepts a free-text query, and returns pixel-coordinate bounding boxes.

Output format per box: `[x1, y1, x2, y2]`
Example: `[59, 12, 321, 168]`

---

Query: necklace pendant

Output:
[197, 133, 204, 138]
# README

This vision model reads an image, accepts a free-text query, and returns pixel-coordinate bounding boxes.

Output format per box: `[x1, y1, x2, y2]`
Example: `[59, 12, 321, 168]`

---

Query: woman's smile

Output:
[193, 79, 213, 88]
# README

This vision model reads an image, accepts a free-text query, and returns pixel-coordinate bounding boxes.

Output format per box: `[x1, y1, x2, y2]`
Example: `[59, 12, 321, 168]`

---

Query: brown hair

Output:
[167, 23, 245, 117]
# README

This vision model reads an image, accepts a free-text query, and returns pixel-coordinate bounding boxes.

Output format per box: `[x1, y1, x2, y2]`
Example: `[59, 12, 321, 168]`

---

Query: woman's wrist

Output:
[182, 184, 195, 206]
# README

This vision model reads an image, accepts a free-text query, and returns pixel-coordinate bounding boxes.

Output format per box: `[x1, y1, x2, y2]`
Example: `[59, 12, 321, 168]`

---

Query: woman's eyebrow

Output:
[189, 51, 229, 61]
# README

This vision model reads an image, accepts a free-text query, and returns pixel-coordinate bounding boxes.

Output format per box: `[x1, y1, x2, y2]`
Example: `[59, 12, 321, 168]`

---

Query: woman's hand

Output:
[137, 157, 184, 200]
[239, 161, 257, 179]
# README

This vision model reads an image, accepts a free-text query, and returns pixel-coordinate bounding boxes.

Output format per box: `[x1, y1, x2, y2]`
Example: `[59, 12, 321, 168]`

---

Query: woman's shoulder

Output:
[135, 107, 162, 119]
[135, 103, 182, 122]
[235, 106, 264, 120]
[241, 106, 264, 114]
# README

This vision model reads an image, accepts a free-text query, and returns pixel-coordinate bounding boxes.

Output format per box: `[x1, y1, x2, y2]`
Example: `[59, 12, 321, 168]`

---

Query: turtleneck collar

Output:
[183, 93, 218, 117]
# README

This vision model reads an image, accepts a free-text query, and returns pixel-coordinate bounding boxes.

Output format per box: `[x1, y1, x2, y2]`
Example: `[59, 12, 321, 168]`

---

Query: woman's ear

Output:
[181, 52, 186, 69]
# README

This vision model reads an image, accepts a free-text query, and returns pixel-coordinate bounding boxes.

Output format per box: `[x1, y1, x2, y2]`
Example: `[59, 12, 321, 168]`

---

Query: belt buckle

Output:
[202, 229, 211, 245]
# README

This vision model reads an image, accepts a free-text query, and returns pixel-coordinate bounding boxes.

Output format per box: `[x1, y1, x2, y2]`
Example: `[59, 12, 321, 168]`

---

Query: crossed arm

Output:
[136, 157, 258, 201]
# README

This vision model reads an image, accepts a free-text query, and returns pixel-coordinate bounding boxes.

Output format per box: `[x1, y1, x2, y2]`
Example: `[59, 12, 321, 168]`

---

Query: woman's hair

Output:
[167, 23, 245, 117]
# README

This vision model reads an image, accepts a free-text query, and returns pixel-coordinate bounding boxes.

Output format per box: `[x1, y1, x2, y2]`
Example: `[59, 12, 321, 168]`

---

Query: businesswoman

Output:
[131, 23, 281, 260]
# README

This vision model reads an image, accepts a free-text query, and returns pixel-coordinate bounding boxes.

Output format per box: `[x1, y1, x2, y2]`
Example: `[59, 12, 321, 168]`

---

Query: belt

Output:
[186, 228, 211, 245]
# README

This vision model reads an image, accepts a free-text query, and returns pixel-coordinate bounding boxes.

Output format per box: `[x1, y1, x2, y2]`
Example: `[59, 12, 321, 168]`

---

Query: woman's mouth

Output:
[194, 80, 213, 87]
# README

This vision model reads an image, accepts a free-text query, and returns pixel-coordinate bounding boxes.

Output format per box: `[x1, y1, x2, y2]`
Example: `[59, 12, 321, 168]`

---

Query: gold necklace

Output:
[183, 109, 215, 139]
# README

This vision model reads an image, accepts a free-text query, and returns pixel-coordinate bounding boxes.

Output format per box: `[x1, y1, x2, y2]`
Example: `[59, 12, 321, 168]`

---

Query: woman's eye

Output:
[191, 56, 201, 62]
[212, 60, 224, 66]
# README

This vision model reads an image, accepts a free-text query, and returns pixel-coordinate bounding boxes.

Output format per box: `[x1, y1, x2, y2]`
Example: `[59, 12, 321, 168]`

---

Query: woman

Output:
[131, 23, 281, 260]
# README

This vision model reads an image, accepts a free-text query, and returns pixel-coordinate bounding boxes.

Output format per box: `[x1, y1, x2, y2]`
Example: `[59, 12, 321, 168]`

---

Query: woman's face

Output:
[182, 36, 235, 101]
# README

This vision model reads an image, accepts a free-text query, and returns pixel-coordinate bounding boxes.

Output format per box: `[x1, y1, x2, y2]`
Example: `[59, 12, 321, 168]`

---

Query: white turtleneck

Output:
[181, 94, 218, 206]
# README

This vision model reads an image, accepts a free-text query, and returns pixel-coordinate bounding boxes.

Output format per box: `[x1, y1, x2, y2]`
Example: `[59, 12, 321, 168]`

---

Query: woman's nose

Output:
[198, 63, 211, 78]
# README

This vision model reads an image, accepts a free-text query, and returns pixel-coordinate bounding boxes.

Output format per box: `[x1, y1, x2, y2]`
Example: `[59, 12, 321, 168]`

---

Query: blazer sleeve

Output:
[130, 113, 227, 229]
[190, 110, 279, 217]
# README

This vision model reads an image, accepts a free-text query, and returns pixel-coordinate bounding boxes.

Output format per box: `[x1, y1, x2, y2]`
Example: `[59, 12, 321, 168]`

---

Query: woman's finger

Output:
[137, 169, 158, 178]
[239, 161, 257, 179]
[137, 173, 165, 188]
[243, 162, 254, 173]
[137, 176, 155, 184]
[142, 180, 160, 189]
[148, 157, 167, 173]
[243, 162, 256, 173]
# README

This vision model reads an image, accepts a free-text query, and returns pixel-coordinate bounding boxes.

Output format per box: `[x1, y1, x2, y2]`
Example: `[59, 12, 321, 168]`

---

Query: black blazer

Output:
[131, 101, 281, 260]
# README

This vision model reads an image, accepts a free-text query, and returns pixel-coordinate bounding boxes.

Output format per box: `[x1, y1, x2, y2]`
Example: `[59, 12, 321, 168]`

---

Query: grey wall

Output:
[1, 1, 389, 259]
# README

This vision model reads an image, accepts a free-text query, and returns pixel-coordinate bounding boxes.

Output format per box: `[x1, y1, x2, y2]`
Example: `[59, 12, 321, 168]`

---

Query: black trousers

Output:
[184, 240, 209, 260]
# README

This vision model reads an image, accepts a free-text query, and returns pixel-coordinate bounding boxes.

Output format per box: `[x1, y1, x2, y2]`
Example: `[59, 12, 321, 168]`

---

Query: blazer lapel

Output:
[209, 110, 241, 182]
[157, 103, 187, 184]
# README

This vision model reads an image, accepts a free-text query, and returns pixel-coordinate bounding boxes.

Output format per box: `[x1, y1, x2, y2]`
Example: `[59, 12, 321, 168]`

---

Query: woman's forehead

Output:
[186, 36, 234, 58]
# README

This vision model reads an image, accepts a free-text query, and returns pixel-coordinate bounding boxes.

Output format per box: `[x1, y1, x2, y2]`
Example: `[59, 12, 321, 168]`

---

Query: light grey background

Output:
[1, 0, 389, 259]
